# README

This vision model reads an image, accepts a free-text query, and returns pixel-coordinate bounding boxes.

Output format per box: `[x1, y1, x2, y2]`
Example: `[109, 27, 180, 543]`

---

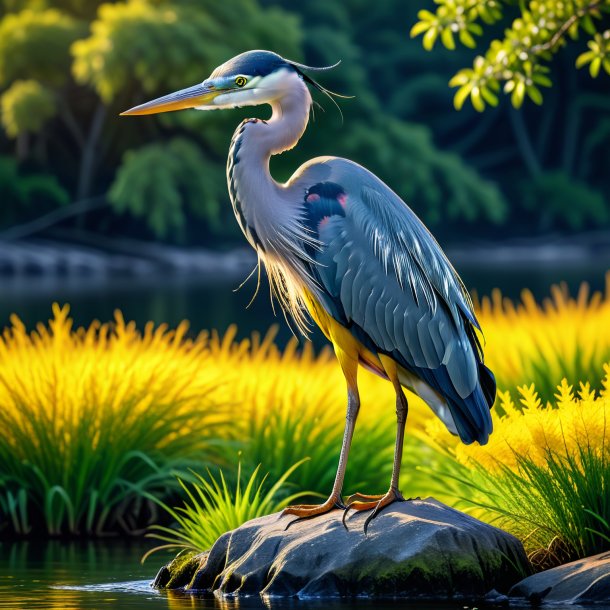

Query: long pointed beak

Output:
[120, 83, 220, 116]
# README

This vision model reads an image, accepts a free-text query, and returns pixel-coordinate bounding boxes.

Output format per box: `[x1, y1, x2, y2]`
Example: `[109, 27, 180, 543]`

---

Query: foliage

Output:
[72, 0, 301, 102]
[521, 171, 608, 230]
[1, 80, 56, 138]
[0, 0, 520, 240]
[109, 138, 225, 238]
[423, 376, 610, 568]
[0, 8, 84, 87]
[145, 461, 307, 556]
[0, 0, 302, 234]
[0, 156, 68, 226]
[0, 305, 224, 536]
[411, 0, 610, 110]
[342, 118, 507, 225]
[576, 29, 610, 75]
[477, 274, 610, 400]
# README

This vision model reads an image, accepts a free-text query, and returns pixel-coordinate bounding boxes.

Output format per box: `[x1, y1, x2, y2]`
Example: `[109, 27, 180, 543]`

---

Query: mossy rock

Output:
[153, 551, 207, 589]
[155, 498, 531, 599]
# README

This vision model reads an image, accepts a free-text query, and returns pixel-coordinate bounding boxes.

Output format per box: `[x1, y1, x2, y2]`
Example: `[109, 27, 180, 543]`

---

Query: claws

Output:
[281, 496, 345, 531]
[281, 489, 407, 533]
[342, 487, 405, 533]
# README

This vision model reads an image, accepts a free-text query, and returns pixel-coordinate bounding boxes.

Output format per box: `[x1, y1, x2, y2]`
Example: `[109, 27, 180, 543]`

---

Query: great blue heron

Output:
[122, 50, 496, 530]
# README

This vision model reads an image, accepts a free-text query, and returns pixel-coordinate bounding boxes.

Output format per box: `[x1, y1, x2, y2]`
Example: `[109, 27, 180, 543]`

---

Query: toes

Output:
[345, 492, 384, 504]
[342, 489, 406, 533]
[345, 500, 381, 511]
[281, 498, 343, 521]
[341, 499, 379, 530]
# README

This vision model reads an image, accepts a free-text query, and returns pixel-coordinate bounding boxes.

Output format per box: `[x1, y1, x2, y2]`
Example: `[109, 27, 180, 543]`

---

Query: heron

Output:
[121, 50, 496, 530]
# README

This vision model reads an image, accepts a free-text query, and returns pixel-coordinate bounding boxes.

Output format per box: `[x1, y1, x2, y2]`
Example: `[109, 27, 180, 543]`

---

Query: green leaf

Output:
[470, 86, 485, 112]
[422, 27, 439, 51]
[511, 80, 526, 108]
[481, 86, 499, 106]
[0, 9, 85, 88]
[410, 21, 430, 38]
[590, 57, 602, 77]
[468, 22, 483, 36]
[532, 73, 552, 87]
[459, 29, 477, 48]
[449, 71, 471, 87]
[441, 28, 456, 50]
[582, 15, 597, 36]
[576, 50, 596, 68]
[109, 138, 224, 238]
[72, 0, 302, 102]
[453, 84, 471, 110]
[0, 80, 56, 138]
[417, 10, 436, 21]
[526, 84, 543, 105]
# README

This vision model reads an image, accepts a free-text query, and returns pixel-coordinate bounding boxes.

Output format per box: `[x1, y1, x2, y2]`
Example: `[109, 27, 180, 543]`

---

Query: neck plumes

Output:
[226, 71, 317, 333]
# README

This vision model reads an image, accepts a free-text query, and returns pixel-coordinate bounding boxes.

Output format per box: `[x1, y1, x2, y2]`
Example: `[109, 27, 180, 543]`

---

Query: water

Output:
[0, 259, 608, 349]
[0, 540, 514, 610]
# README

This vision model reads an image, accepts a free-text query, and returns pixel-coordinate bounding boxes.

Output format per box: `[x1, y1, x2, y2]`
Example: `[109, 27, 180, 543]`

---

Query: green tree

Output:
[0, 156, 68, 226]
[411, 0, 610, 111]
[407, 0, 610, 233]
[0, 0, 300, 238]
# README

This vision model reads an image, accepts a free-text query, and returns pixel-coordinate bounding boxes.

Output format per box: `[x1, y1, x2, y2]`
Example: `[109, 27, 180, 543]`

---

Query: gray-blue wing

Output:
[300, 167, 495, 445]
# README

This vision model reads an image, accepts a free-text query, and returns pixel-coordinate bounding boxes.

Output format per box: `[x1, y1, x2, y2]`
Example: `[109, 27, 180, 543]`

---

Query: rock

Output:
[155, 498, 531, 599]
[510, 551, 610, 604]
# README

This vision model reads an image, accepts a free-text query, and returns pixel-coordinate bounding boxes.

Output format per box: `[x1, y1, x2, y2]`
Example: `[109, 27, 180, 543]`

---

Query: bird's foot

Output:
[281, 495, 345, 530]
[342, 487, 405, 533]
[344, 492, 385, 504]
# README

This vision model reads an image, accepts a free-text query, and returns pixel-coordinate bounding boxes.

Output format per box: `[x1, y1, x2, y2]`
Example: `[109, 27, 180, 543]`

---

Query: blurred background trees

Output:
[0, 0, 609, 244]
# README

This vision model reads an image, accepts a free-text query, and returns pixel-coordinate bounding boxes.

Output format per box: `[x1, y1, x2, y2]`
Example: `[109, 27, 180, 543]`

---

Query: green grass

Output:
[0, 386, 224, 536]
[144, 461, 309, 558]
[440, 443, 610, 570]
[230, 398, 398, 501]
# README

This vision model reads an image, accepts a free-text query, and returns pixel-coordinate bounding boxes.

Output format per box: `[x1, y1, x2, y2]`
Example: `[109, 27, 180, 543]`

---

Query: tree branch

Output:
[530, 2, 601, 55]
[0, 197, 107, 241]
[77, 102, 107, 201]
[58, 104, 86, 150]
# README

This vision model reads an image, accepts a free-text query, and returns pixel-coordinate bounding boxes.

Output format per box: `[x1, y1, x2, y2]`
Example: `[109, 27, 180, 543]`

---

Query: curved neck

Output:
[227, 73, 312, 247]
[265, 79, 312, 157]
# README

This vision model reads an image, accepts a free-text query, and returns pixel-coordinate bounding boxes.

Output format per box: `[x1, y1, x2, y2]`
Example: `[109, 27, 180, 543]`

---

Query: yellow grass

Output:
[1, 274, 609, 536]
[477, 273, 610, 397]
[424, 371, 610, 473]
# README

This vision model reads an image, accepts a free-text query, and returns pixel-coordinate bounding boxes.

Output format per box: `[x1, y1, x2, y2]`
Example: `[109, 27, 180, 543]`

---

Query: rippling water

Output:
[0, 540, 524, 610]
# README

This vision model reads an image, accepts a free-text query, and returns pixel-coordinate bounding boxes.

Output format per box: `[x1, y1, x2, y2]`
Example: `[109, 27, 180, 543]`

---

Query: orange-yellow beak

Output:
[120, 83, 220, 116]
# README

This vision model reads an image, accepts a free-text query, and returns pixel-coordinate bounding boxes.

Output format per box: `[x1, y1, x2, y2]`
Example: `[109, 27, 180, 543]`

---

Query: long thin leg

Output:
[343, 356, 407, 532]
[345, 382, 408, 506]
[390, 383, 408, 491]
[282, 348, 359, 520]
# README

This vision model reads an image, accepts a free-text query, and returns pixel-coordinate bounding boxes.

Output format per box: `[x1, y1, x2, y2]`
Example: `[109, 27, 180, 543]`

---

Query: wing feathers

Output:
[304, 175, 494, 444]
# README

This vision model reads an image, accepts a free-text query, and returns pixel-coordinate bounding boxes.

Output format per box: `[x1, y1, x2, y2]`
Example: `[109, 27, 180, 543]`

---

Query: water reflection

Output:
[0, 540, 518, 609]
[0, 261, 608, 351]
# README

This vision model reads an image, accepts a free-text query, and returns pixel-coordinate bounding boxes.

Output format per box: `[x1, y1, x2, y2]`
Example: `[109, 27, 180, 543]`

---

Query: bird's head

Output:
[120, 50, 340, 116]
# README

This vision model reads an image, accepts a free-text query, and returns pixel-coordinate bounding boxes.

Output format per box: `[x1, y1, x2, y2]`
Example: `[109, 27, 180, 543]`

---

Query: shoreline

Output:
[0, 231, 609, 279]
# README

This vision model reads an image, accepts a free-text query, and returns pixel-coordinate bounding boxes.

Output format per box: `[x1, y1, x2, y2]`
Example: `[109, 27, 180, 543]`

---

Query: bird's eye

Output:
[235, 76, 247, 87]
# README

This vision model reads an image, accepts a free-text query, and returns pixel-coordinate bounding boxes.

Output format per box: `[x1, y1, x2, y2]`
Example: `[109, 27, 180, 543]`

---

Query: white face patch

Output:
[203, 68, 299, 109]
